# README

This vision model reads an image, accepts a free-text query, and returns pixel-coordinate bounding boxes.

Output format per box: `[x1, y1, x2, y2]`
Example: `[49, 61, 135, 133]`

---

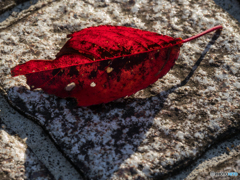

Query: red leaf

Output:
[11, 25, 222, 106]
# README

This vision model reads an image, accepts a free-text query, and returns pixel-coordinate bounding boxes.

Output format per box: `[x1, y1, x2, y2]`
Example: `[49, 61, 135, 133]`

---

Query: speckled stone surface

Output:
[0, 118, 55, 180]
[0, 92, 83, 180]
[0, 0, 59, 29]
[0, 0, 33, 15]
[168, 133, 240, 179]
[186, 144, 240, 180]
[0, 0, 239, 180]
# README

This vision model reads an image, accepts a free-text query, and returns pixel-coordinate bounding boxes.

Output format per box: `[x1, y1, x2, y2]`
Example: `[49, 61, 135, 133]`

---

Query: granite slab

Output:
[0, 0, 239, 179]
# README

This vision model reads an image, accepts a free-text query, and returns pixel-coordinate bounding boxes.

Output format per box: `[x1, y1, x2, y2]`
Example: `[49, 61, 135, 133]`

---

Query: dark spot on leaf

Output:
[77, 80, 84, 88]
[110, 53, 147, 75]
[58, 69, 65, 76]
[52, 69, 60, 76]
[120, 46, 132, 55]
[117, 75, 121, 82]
[155, 51, 160, 59]
[80, 53, 96, 61]
[97, 47, 114, 58]
[68, 66, 79, 76]
[88, 70, 97, 79]
[98, 60, 109, 71]
[56, 47, 82, 58]
[148, 43, 161, 50]
[127, 54, 147, 69]
[81, 41, 86, 45]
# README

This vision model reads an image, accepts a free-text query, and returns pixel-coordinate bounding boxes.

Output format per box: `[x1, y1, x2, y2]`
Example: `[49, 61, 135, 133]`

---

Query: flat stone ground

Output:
[0, 0, 239, 180]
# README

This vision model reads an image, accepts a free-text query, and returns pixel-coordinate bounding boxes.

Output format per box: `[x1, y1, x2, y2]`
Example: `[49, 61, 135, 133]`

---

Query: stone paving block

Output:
[0, 0, 239, 179]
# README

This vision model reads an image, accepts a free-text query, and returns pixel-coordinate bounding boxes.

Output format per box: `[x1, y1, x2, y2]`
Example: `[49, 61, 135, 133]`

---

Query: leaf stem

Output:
[182, 25, 223, 43]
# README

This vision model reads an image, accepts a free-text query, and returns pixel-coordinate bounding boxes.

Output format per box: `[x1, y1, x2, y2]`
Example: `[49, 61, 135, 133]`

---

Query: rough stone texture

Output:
[186, 144, 240, 180]
[0, 118, 55, 180]
[0, 92, 83, 180]
[0, 0, 16, 15]
[0, 0, 59, 29]
[0, 0, 36, 15]
[0, 0, 239, 180]
[168, 133, 240, 179]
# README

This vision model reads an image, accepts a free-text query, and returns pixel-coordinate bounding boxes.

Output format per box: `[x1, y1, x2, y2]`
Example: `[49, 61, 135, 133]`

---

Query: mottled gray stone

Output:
[0, 119, 55, 180]
[0, 0, 239, 180]
[0, 93, 83, 180]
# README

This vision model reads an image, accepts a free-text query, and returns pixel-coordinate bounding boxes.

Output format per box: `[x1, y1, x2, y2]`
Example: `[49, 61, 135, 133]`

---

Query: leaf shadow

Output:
[213, 0, 240, 23]
[6, 29, 221, 180]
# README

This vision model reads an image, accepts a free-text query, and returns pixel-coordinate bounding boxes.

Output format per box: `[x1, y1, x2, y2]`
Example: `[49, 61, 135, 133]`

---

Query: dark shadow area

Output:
[213, 0, 240, 22]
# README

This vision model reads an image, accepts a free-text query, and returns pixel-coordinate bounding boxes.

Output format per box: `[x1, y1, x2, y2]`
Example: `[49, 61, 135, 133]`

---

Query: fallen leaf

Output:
[11, 25, 223, 106]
